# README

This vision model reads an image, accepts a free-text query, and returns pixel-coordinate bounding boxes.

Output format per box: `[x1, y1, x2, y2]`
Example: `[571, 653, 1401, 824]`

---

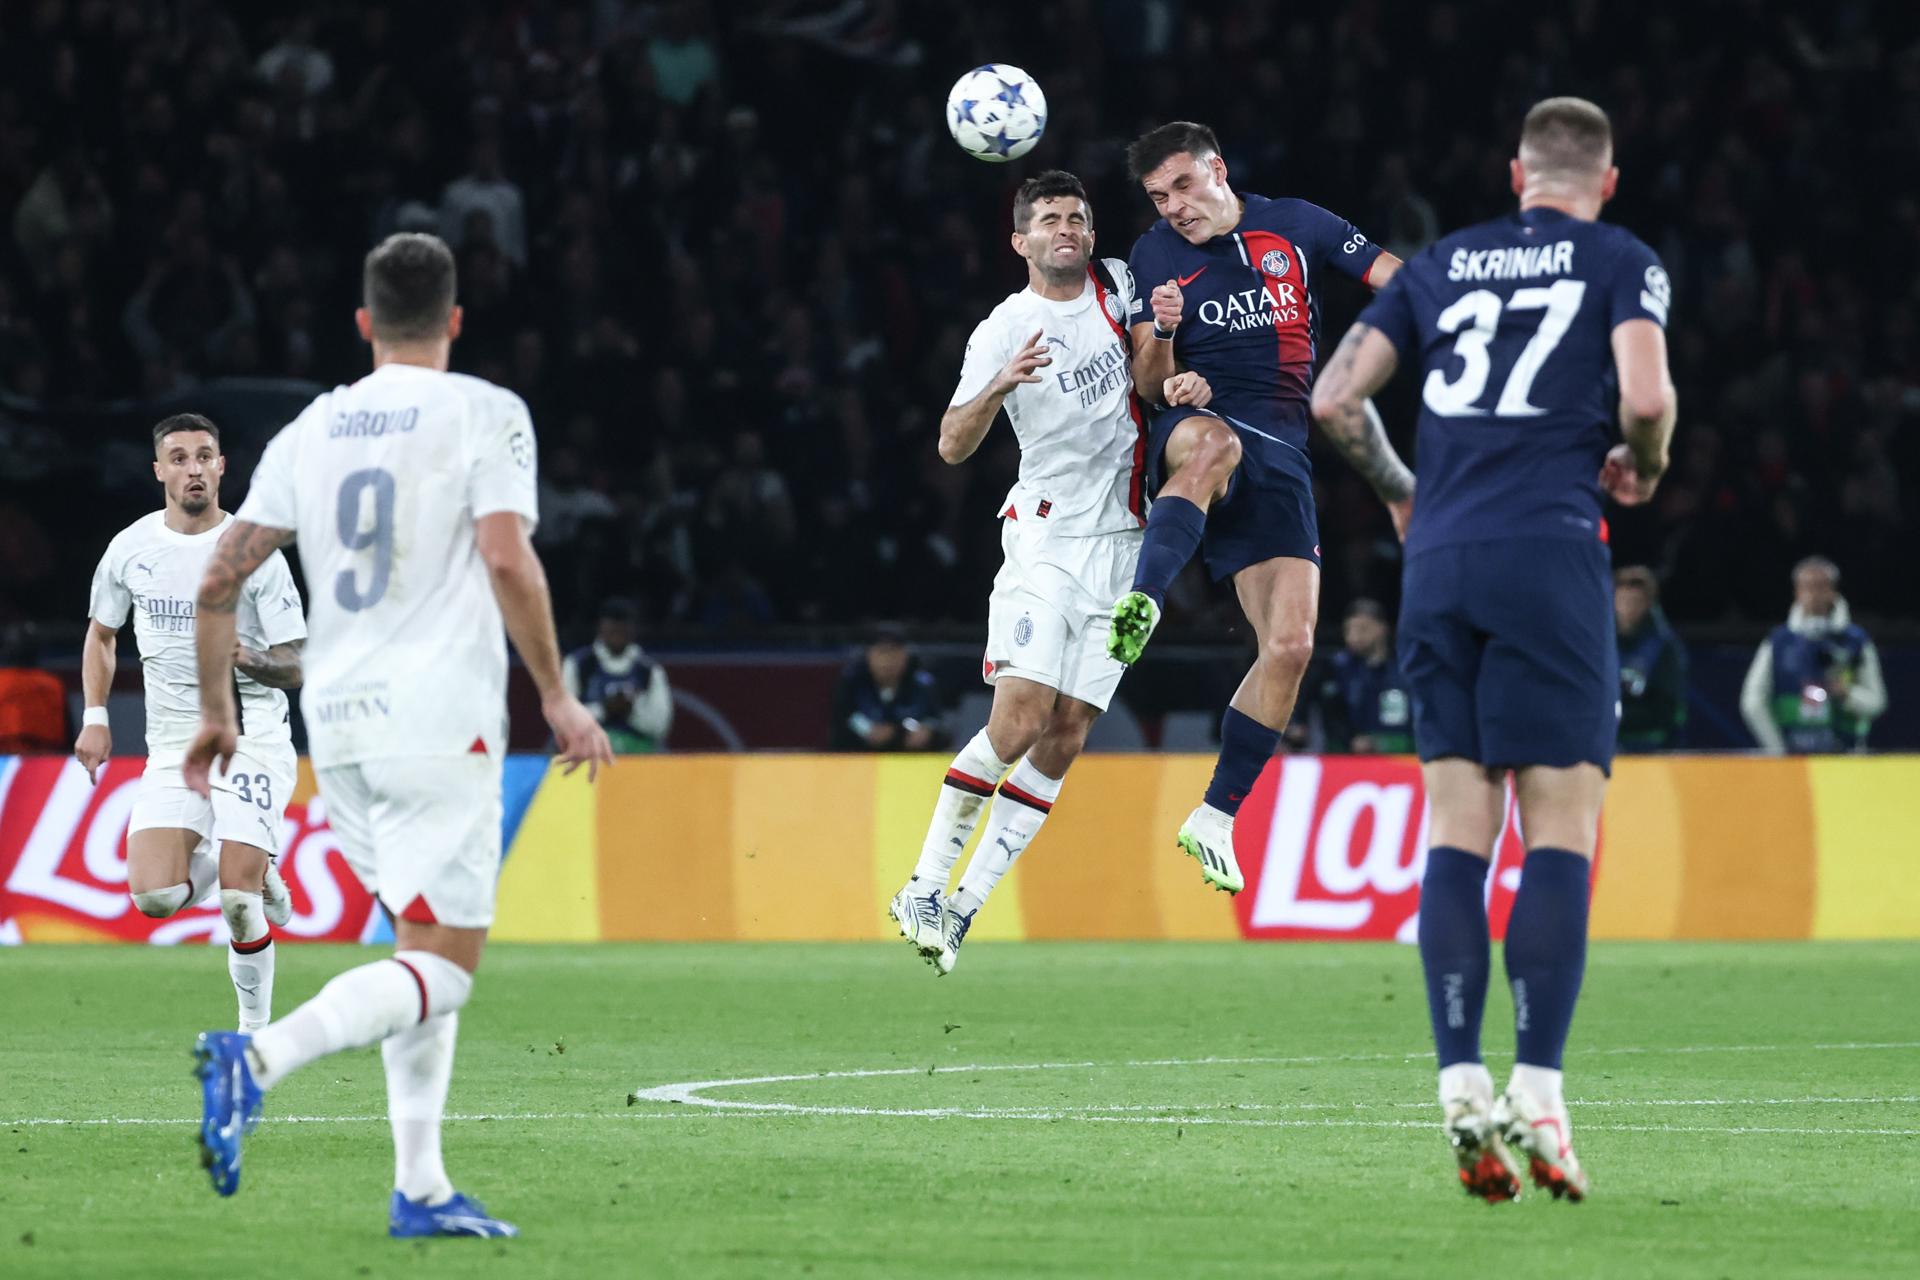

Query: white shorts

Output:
[983, 519, 1143, 712]
[317, 753, 503, 929]
[129, 740, 297, 855]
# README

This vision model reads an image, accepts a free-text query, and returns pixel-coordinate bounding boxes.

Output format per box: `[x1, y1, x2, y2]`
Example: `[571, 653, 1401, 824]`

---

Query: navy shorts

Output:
[1397, 537, 1618, 774]
[1148, 404, 1320, 581]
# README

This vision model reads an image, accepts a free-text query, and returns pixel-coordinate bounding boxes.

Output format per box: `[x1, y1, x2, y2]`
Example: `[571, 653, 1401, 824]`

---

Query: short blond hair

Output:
[1519, 97, 1613, 178]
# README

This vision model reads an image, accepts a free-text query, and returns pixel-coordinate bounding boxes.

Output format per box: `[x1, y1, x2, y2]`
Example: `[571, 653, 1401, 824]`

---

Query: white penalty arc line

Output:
[10, 1043, 1917, 1134]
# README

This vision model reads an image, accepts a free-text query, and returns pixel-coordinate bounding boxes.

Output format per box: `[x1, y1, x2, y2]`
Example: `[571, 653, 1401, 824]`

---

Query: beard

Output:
[178, 490, 210, 515]
[1037, 248, 1088, 286]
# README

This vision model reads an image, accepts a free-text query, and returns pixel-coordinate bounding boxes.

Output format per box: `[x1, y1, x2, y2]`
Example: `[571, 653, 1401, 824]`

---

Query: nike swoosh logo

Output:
[1176, 267, 1207, 287]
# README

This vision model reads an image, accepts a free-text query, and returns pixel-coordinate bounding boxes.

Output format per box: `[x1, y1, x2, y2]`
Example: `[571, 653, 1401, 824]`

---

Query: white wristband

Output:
[82, 707, 110, 728]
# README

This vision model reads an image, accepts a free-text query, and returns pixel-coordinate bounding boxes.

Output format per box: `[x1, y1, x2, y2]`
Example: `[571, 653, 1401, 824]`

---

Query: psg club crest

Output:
[1014, 615, 1035, 647]
[1103, 292, 1124, 324]
[1260, 248, 1291, 278]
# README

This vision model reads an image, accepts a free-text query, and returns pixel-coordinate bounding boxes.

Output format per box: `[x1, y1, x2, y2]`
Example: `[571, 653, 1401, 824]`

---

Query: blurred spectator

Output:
[1614, 566, 1688, 753]
[830, 626, 945, 752]
[0, 626, 65, 752]
[1312, 599, 1413, 755]
[561, 598, 672, 754]
[440, 140, 527, 268]
[1740, 557, 1887, 754]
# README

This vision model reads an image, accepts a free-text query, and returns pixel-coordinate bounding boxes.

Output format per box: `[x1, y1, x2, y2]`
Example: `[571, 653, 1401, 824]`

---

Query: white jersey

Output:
[951, 259, 1147, 537]
[88, 512, 306, 760]
[236, 363, 539, 766]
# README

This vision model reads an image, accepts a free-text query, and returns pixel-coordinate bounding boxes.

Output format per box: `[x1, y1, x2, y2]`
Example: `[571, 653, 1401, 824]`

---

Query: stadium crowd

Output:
[2, 0, 1916, 640]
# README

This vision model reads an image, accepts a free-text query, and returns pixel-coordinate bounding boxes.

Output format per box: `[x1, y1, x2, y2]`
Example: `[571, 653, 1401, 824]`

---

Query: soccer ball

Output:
[945, 64, 1047, 163]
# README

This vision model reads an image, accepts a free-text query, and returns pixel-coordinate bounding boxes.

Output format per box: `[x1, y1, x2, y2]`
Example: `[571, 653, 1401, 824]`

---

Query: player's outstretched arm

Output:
[1603, 318, 1678, 505]
[185, 520, 294, 794]
[1310, 322, 1415, 536]
[75, 618, 118, 784]
[234, 640, 303, 689]
[476, 511, 615, 779]
[939, 329, 1050, 464]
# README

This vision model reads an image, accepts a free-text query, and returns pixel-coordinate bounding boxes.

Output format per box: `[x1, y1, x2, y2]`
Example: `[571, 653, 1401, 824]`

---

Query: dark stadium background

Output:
[2, 0, 1914, 747]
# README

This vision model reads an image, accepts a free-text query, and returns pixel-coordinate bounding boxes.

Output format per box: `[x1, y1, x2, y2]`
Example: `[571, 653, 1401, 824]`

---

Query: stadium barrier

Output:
[1, 754, 1916, 944]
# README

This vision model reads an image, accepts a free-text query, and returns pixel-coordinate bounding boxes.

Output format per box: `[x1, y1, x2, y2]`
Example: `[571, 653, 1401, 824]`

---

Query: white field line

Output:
[8, 1042, 1916, 1134]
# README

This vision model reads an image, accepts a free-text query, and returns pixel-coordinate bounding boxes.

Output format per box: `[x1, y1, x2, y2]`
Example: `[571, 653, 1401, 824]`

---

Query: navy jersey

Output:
[1128, 194, 1383, 450]
[1358, 206, 1670, 555]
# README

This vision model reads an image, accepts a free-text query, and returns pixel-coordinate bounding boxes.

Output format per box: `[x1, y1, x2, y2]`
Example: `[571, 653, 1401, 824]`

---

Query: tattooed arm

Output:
[184, 520, 293, 794]
[1309, 321, 1416, 537]
[235, 640, 303, 689]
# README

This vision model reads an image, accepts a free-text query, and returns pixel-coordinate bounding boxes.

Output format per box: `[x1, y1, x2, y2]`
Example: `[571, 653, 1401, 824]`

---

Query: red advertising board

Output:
[1234, 756, 1546, 942]
[0, 757, 378, 945]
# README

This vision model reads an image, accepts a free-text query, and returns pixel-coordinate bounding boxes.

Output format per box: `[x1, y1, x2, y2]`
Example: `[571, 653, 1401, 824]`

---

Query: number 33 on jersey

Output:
[235, 364, 539, 765]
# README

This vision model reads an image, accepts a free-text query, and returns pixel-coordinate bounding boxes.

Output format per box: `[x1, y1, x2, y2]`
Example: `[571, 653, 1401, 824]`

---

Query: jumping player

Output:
[888, 170, 1210, 974]
[1107, 121, 1401, 893]
[1310, 97, 1677, 1203]
[183, 233, 614, 1235]
[80, 413, 305, 1031]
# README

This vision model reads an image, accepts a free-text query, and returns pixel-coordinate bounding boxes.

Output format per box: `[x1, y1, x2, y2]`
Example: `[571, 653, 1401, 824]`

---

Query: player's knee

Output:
[1191, 422, 1242, 480]
[130, 883, 191, 918]
[1036, 718, 1093, 766]
[1260, 630, 1315, 682]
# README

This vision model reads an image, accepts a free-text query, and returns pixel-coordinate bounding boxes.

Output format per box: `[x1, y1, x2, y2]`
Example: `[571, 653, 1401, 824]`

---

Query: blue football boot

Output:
[389, 1190, 520, 1238]
[192, 1030, 263, 1197]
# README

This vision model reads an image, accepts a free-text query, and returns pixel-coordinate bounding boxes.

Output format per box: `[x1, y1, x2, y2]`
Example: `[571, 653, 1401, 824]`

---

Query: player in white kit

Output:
[182, 233, 613, 1237]
[887, 171, 1211, 974]
[77, 413, 305, 1031]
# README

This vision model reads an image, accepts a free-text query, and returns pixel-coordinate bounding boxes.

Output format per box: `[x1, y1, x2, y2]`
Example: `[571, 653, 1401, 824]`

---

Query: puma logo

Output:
[235, 983, 259, 997]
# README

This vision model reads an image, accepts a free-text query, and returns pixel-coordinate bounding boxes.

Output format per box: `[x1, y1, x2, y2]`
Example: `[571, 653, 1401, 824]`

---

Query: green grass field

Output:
[3, 941, 1915, 1278]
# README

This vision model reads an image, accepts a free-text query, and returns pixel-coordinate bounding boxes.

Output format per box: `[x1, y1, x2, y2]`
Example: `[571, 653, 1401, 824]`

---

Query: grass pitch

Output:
[3, 941, 1915, 1278]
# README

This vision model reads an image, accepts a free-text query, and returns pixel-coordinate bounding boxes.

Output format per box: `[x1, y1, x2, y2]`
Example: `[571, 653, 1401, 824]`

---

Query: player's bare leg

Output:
[896, 676, 1054, 961]
[127, 826, 218, 918]
[1419, 759, 1522, 1202]
[217, 840, 277, 1032]
[1108, 417, 1239, 666]
[939, 694, 1099, 974]
[1493, 763, 1606, 1202]
[1169, 556, 1317, 895]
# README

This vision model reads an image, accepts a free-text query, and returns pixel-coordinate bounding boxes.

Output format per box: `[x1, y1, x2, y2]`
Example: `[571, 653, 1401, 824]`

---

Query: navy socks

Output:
[1418, 846, 1492, 1068]
[1130, 495, 1206, 606]
[1202, 707, 1279, 816]
[1505, 847, 1591, 1070]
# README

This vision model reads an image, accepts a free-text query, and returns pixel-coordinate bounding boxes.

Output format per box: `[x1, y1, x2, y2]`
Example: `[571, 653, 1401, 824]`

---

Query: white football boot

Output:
[261, 856, 292, 928]
[1440, 1065, 1522, 1203]
[1494, 1085, 1590, 1202]
[887, 878, 945, 962]
[1175, 803, 1244, 894]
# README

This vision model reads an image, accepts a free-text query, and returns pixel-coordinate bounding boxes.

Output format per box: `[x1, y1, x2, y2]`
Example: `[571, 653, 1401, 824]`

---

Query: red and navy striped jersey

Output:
[1358, 207, 1670, 554]
[1127, 193, 1383, 450]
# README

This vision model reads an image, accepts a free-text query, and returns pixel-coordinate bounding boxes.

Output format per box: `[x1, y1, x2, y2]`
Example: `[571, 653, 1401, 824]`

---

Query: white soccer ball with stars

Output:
[946, 64, 1047, 163]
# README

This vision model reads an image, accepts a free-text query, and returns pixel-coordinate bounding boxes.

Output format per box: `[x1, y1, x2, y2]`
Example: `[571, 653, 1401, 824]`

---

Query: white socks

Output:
[1509, 1063, 1566, 1112]
[910, 729, 1013, 887]
[385, 1012, 459, 1205]
[952, 758, 1061, 915]
[222, 889, 275, 1032]
[1438, 1061, 1495, 1109]
[249, 949, 472, 1090]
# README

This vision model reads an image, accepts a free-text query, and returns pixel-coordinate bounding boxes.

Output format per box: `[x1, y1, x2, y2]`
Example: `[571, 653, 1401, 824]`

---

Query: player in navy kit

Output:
[1105, 120, 1402, 894]
[1310, 98, 1678, 1204]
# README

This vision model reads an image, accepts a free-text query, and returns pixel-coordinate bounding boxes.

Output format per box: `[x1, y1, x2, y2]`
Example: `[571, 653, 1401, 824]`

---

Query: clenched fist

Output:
[1162, 371, 1211, 408]
[1151, 280, 1184, 333]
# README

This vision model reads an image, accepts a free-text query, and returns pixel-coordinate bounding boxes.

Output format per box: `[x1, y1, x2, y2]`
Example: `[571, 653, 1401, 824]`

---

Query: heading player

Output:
[183, 233, 613, 1236]
[1108, 121, 1401, 893]
[1311, 97, 1677, 1203]
[889, 170, 1211, 974]
[79, 413, 305, 1031]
